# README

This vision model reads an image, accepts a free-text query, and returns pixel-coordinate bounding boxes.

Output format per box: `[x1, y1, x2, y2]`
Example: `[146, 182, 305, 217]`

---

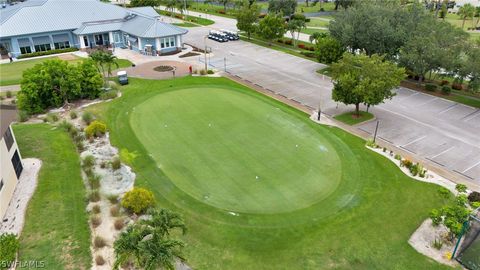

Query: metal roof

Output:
[128, 6, 160, 18]
[0, 0, 187, 38]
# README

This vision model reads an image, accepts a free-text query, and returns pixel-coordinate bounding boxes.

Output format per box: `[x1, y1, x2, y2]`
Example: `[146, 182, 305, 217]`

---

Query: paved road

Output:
[177, 12, 480, 188]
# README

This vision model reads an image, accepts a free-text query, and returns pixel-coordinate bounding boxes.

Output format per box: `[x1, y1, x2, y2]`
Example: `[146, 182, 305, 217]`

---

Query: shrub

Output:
[285, 39, 293, 46]
[298, 44, 306, 49]
[107, 194, 119, 204]
[394, 154, 402, 160]
[100, 90, 118, 100]
[455, 184, 467, 193]
[88, 174, 101, 189]
[199, 69, 207, 75]
[110, 205, 120, 217]
[409, 163, 422, 176]
[382, 147, 386, 152]
[70, 110, 77, 119]
[94, 236, 106, 248]
[301, 51, 315, 58]
[121, 187, 155, 214]
[85, 120, 107, 138]
[58, 120, 73, 132]
[438, 187, 451, 199]
[114, 218, 125, 230]
[5, 91, 12, 98]
[111, 157, 121, 170]
[95, 255, 105, 266]
[0, 233, 20, 268]
[92, 204, 101, 214]
[430, 209, 442, 226]
[468, 191, 480, 203]
[91, 215, 102, 228]
[424, 83, 437, 92]
[440, 80, 449, 86]
[365, 139, 376, 148]
[452, 83, 463, 90]
[76, 141, 85, 151]
[89, 190, 101, 202]
[18, 110, 29, 122]
[432, 238, 443, 250]
[17, 47, 78, 59]
[82, 112, 94, 125]
[441, 86, 451, 95]
[207, 69, 214, 74]
[277, 39, 284, 43]
[100, 161, 107, 168]
[46, 113, 59, 122]
[82, 155, 95, 169]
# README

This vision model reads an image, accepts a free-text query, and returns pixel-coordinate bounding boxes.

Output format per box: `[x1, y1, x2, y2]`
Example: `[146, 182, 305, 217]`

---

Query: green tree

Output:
[219, 0, 231, 12]
[89, 50, 119, 88]
[256, 14, 286, 45]
[268, 0, 297, 16]
[431, 188, 471, 240]
[330, 53, 405, 115]
[164, 0, 176, 14]
[17, 59, 81, 114]
[131, 0, 159, 7]
[458, 3, 475, 29]
[286, 13, 306, 46]
[236, 0, 260, 40]
[463, 44, 480, 92]
[113, 208, 186, 270]
[334, 0, 353, 10]
[77, 59, 103, 99]
[315, 35, 345, 64]
[329, 1, 428, 58]
[175, 0, 192, 18]
[398, 17, 468, 83]
[309, 32, 327, 43]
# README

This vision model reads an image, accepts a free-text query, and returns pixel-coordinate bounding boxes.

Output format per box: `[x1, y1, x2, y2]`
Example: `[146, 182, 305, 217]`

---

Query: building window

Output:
[34, 43, 51, 52]
[54, 41, 70, 49]
[160, 37, 176, 49]
[170, 37, 175, 47]
[114, 33, 120, 43]
[20, 46, 32, 54]
[83, 36, 89, 47]
[4, 126, 14, 151]
[11, 150, 22, 179]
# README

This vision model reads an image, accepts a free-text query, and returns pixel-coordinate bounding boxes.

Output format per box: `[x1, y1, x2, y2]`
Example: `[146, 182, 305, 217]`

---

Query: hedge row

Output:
[17, 47, 79, 59]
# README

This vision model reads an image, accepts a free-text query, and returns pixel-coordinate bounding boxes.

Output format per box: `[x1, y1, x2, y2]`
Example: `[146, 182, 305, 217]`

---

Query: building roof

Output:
[0, 0, 186, 39]
[0, 105, 17, 137]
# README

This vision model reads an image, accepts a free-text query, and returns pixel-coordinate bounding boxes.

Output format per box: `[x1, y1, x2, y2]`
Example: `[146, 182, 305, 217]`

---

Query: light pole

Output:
[204, 36, 208, 73]
[317, 101, 321, 121]
[224, 57, 226, 72]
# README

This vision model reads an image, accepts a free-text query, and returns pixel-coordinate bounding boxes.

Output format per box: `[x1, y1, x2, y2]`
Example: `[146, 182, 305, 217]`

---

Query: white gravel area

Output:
[0, 158, 42, 235]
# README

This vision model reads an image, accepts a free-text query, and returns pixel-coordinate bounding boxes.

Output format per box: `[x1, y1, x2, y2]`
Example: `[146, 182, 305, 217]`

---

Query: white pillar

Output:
[79, 35, 86, 48]
[138, 37, 142, 51]
[155, 37, 161, 53]
[108, 32, 114, 45]
[28, 37, 35, 52]
[49, 35, 55, 50]
[176, 35, 181, 48]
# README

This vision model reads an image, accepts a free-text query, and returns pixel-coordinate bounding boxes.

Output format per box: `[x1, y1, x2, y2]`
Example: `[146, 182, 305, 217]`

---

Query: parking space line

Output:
[438, 104, 458, 114]
[453, 170, 474, 180]
[425, 157, 445, 167]
[462, 160, 480, 174]
[429, 146, 454, 159]
[399, 145, 416, 154]
[418, 97, 438, 106]
[461, 109, 480, 121]
[401, 135, 426, 147]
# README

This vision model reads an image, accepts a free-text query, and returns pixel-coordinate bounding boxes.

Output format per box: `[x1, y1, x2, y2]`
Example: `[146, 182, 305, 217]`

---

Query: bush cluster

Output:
[452, 83, 463, 90]
[424, 83, 437, 91]
[17, 48, 78, 59]
[85, 120, 107, 138]
[121, 187, 155, 214]
[0, 233, 19, 268]
[441, 85, 451, 95]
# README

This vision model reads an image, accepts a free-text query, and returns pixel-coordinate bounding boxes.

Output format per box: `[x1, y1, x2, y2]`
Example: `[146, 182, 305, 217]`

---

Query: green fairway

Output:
[89, 77, 452, 269]
[13, 124, 91, 269]
[0, 56, 132, 86]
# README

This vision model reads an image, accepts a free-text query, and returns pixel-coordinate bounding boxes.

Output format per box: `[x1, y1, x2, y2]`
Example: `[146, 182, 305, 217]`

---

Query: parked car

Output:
[221, 29, 239, 40]
[209, 31, 229, 42]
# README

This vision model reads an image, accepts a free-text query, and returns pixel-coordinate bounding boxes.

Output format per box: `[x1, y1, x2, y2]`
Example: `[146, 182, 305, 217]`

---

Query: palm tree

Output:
[89, 50, 119, 88]
[458, 3, 475, 29]
[113, 208, 187, 270]
[165, 0, 176, 16]
[474, 7, 480, 28]
[309, 32, 328, 43]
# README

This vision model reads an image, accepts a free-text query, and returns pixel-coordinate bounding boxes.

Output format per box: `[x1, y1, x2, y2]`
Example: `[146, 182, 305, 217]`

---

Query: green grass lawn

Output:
[13, 124, 91, 269]
[301, 27, 328, 35]
[334, 111, 375, 125]
[87, 76, 452, 269]
[156, 9, 215, 25]
[0, 56, 132, 86]
[307, 17, 331, 28]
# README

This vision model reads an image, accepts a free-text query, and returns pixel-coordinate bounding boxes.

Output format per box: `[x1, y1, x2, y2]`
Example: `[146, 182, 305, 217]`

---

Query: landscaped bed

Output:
[86, 76, 452, 269]
[13, 124, 91, 269]
[334, 111, 374, 125]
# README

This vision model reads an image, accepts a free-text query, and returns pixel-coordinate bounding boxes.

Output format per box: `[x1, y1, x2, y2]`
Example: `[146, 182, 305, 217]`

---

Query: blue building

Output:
[0, 0, 188, 58]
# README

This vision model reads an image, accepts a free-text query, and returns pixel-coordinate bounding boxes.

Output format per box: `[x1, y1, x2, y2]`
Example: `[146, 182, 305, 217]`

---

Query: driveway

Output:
[177, 12, 480, 189]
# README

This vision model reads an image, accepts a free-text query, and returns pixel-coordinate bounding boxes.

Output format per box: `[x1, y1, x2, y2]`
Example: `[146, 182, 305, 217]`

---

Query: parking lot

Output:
[182, 14, 480, 188]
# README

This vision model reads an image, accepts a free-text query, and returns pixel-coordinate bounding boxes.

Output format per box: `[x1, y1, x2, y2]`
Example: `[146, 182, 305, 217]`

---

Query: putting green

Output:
[131, 87, 343, 214]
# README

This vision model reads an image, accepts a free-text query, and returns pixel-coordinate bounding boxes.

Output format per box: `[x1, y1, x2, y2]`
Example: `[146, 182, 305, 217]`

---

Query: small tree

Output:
[330, 53, 405, 116]
[431, 187, 471, 240]
[77, 59, 103, 99]
[315, 35, 345, 64]
[84, 120, 107, 138]
[236, 0, 260, 40]
[458, 3, 475, 29]
[286, 14, 306, 46]
[121, 187, 155, 214]
[257, 14, 286, 45]
[89, 50, 119, 88]
[268, 0, 297, 16]
[130, 0, 159, 7]
[113, 208, 186, 270]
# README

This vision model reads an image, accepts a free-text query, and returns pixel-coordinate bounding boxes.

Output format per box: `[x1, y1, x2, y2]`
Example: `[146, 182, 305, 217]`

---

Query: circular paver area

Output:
[124, 61, 190, 80]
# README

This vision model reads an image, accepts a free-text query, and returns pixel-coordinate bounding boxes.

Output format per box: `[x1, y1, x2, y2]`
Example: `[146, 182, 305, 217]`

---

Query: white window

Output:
[169, 37, 175, 47]
[160, 37, 176, 49]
